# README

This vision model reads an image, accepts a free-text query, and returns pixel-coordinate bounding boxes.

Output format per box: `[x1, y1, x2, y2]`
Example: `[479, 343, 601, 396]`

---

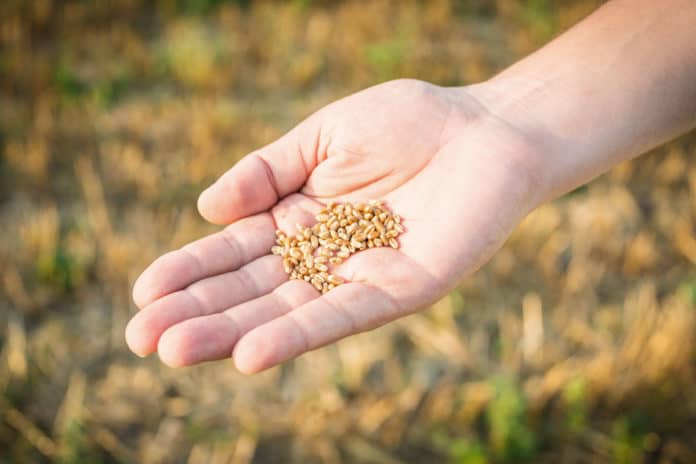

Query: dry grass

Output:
[1, 0, 695, 463]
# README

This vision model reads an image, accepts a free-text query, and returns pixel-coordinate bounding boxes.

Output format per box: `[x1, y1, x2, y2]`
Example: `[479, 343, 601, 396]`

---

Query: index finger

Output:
[132, 213, 276, 308]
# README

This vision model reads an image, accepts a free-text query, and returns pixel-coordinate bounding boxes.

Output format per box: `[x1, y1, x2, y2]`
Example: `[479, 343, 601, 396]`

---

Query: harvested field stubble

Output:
[1, 1, 696, 463]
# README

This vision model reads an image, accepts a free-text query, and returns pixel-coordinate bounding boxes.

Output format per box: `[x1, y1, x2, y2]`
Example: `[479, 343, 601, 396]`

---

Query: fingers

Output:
[132, 213, 275, 309]
[198, 116, 322, 225]
[233, 282, 402, 374]
[126, 254, 288, 357]
[156, 279, 319, 367]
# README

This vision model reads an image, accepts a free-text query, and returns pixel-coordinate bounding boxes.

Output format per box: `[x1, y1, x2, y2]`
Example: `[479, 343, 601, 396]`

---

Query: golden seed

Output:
[283, 259, 293, 274]
[272, 201, 402, 292]
[290, 248, 302, 259]
[351, 232, 365, 242]
[328, 275, 343, 285]
[319, 247, 332, 257]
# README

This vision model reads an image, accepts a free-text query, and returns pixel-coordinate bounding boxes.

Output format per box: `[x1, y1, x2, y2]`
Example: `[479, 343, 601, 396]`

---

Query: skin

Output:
[126, 0, 696, 373]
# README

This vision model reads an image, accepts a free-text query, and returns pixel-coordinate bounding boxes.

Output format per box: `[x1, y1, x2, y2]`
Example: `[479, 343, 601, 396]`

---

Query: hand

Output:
[125, 79, 541, 373]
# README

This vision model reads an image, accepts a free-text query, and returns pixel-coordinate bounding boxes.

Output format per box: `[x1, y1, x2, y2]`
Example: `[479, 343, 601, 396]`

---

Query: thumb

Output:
[197, 114, 322, 225]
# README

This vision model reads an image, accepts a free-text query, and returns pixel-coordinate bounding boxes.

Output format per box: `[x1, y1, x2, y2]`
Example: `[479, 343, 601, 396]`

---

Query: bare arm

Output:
[471, 0, 696, 202]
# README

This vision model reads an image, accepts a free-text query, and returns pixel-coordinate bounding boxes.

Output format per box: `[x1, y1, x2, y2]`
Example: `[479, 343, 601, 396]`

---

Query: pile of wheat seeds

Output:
[271, 201, 404, 294]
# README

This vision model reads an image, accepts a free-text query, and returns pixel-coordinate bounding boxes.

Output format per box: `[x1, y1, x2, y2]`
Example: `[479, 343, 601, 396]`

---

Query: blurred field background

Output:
[2, 0, 696, 462]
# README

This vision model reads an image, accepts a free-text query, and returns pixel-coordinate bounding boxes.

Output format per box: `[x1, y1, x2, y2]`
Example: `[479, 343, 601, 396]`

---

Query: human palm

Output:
[126, 79, 539, 373]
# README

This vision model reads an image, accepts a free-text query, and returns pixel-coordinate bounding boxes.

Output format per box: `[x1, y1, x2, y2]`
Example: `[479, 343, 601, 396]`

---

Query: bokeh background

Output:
[2, 0, 696, 463]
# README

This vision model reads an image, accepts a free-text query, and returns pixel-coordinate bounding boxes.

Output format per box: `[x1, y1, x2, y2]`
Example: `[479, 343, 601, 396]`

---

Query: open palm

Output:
[126, 79, 539, 373]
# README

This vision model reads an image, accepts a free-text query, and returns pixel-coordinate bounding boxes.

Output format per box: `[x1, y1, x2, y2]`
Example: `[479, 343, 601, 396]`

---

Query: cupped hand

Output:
[125, 79, 541, 373]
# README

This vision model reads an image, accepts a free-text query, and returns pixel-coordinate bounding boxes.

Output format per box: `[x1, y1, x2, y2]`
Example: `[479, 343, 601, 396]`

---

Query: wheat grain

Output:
[270, 201, 404, 294]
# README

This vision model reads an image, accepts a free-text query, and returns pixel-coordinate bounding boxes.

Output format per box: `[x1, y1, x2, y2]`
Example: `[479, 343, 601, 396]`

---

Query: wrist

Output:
[453, 79, 566, 207]
[435, 82, 552, 213]
[463, 75, 621, 204]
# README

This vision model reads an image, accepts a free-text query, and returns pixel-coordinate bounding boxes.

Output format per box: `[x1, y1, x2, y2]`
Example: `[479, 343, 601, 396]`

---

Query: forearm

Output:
[470, 0, 696, 202]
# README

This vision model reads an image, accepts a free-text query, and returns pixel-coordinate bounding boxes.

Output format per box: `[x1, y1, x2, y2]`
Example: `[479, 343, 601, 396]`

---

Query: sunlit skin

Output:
[126, 79, 539, 373]
[126, 0, 696, 373]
